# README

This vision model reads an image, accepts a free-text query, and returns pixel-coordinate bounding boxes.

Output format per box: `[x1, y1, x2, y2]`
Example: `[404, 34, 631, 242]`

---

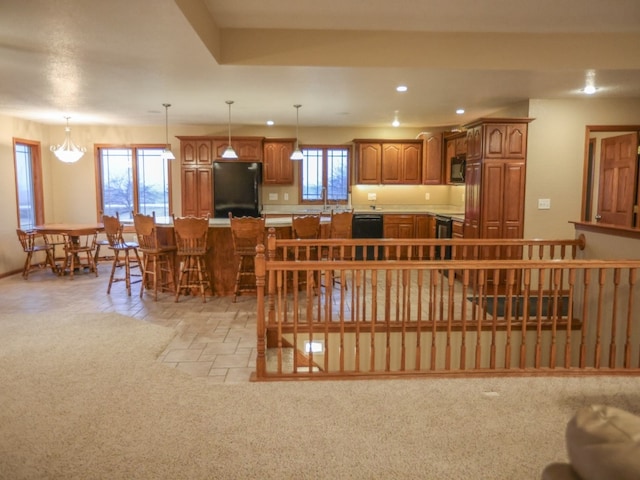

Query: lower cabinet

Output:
[383, 214, 415, 259]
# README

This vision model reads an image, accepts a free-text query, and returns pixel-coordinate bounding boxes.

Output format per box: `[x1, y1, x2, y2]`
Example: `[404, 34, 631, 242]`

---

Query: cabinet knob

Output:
[595, 214, 602, 221]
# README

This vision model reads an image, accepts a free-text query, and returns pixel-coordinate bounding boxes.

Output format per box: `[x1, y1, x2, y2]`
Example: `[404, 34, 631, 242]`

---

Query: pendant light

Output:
[50, 116, 86, 163]
[221, 100, 238, 159]
[161, 103, 175, 160]
[290, 104, 304, 160]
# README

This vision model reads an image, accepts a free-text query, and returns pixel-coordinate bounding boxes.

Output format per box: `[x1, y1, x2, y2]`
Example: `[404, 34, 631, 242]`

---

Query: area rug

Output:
[2, 312, 640, 480]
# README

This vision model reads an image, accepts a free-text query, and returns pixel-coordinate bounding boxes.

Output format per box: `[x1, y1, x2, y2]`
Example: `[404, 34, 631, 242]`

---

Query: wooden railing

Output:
[253, 234, 640, 381]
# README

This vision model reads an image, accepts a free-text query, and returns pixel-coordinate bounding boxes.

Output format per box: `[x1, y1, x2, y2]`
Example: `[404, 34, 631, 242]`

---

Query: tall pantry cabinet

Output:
[463, 118, 531, 251]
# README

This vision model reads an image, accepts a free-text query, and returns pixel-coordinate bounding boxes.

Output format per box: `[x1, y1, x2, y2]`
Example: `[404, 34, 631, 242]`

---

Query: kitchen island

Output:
[155, 205, 464, 297]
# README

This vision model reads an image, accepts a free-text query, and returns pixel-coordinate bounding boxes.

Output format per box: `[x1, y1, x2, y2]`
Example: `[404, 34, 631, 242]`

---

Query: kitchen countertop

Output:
[151, 205, 465, 227]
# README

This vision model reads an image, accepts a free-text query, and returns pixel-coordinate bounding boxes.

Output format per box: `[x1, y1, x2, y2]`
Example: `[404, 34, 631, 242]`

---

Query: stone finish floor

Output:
[0, 261, 258, 383]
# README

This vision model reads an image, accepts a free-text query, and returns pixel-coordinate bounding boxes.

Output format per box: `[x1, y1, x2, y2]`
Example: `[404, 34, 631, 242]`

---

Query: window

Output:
[300, 146, 349, 204]
[13, 139, 44, 230]
[97, 146, 171, 222]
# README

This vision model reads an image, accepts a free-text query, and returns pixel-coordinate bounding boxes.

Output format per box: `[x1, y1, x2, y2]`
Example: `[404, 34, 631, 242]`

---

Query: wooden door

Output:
[597, 133, 639, 227]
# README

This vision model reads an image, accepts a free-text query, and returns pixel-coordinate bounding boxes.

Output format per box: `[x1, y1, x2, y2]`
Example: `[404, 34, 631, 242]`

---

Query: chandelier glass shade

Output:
[50, 117, 86, 163]
[221, 100, 238, 159]
[161, 103, 175, 160]
[290, 104, 304, 160]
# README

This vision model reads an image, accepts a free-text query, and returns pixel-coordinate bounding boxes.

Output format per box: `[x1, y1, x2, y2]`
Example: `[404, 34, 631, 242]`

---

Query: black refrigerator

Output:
[213, 161, 262, 218]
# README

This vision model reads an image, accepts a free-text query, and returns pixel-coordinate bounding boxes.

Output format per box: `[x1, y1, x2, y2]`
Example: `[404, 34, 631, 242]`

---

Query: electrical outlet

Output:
[284, 193, 289, 201]
[268, 193, 278, 201]
[367, 193, 377, 201]
[424, 192, 430, 200]
[538, 198, 551, 209]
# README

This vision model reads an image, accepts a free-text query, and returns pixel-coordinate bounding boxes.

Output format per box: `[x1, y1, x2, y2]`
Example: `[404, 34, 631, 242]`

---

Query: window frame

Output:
[298, 144, 350, 205]
[13, 138, 45, 229]
[95, 143, 173, 222]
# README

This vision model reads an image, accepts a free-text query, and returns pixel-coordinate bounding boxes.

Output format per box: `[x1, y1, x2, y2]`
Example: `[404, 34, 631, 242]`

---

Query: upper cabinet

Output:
[212, 137, 263, 161]
[422, 133, 444, 185]
[354, 142, 382, 184]
[181, 139, 214, 166]
[354, 139, 422, 185]
[263, 139, 294, 185]
[483, 123, 528, 159]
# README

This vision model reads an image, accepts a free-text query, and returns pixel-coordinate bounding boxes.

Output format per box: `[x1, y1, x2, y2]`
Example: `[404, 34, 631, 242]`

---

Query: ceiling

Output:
[1, 0, 640, 129]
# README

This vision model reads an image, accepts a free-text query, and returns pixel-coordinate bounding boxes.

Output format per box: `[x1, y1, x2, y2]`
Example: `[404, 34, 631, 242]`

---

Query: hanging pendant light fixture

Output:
[161, 103, 175, 160]
[221, 100, 238, 159]
[50, 116, 86, 163]
[290, 104, 304, 160]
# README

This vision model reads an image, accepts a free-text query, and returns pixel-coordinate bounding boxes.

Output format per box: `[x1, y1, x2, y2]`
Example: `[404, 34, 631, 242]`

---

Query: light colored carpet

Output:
[2, 313, 640, 480]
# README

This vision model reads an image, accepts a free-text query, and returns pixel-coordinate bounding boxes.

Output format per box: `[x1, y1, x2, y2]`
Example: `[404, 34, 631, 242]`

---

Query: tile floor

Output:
[0, 261, 259, 383]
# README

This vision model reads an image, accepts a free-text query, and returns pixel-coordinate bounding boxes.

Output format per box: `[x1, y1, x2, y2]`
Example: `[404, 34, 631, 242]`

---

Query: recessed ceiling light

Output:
[456, 108, 465, 115]
[582, 85, 598, 95]
[396, 85, 408, 92]
[266, 120, 274, 126]
[392, 119, 400, 127]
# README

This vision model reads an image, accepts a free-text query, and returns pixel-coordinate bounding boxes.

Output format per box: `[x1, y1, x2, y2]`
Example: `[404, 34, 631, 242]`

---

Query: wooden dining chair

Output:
[229, 213, 265, 302]
[133, 212, 176, 301]
[173, 214, 211, 303]
[61, 229, 99, 280]
[103, 212, 142, 296]
[15, 229, 58, 279]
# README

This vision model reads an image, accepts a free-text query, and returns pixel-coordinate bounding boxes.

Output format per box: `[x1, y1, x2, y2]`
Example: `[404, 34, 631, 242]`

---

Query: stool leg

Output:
[107, 250, 120, 294]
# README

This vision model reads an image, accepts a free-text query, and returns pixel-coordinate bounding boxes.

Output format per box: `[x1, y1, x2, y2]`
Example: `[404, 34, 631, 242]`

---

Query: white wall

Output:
[524, 98, 640, 239]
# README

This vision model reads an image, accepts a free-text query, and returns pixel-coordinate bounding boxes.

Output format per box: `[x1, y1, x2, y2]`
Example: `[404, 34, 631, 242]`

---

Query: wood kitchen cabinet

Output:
[422, 133, 444, 185]
[355, 142, 382, 184]
[179, 136, 265, 217]
[381, 142, 422, 184]
[383, 214, 415, 238]
[179, 138, 213, 217]
[383, 214, 415, 259]
[263, 139, 294, 185]
[354, 140, 422, 185]
[444, 131, 467, 185]
[213, 137, 263, 161]
[462, 118, 532, 258]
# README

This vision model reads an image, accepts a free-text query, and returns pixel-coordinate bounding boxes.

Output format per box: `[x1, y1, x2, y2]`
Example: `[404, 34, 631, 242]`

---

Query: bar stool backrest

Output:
[229, 214, 265, 257]
[173, 215, 210, 255]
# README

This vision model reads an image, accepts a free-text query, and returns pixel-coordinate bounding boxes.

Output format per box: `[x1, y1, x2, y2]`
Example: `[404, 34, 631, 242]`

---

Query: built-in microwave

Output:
[449, 155, 466, 184]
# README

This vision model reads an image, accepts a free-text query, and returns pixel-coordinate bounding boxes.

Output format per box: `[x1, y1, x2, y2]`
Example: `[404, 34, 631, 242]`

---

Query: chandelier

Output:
[50, 116, 86, 163]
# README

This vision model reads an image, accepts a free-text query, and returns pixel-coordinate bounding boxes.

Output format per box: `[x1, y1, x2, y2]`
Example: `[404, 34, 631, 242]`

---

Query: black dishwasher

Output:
[352, 214, 383, 260]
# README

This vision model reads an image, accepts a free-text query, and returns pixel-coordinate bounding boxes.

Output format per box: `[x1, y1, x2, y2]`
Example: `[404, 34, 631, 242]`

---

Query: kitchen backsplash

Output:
[261, 184, 466, 208]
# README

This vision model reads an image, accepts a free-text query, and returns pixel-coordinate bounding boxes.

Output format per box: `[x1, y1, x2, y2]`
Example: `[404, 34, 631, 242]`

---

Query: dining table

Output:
[33, 223, 105, 275]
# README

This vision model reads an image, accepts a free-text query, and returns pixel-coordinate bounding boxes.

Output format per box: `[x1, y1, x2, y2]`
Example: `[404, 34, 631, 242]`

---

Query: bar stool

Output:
[329, 209, 354, 288]
[103, 213, 142, 296]
[291, 214, 321, 292]
[133, 212, 176, 301]
[16, 229, 58, 279]
[229, 213, 265, 302]
[173, 214, 211, 303]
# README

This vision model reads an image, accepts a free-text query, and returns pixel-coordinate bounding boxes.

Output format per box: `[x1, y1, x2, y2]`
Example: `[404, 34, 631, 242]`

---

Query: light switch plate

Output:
[269, 193, 278, 200]
[425, 192, 430, 200]
[538, 198, 551, 209]
[367, 193, 377, 201]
